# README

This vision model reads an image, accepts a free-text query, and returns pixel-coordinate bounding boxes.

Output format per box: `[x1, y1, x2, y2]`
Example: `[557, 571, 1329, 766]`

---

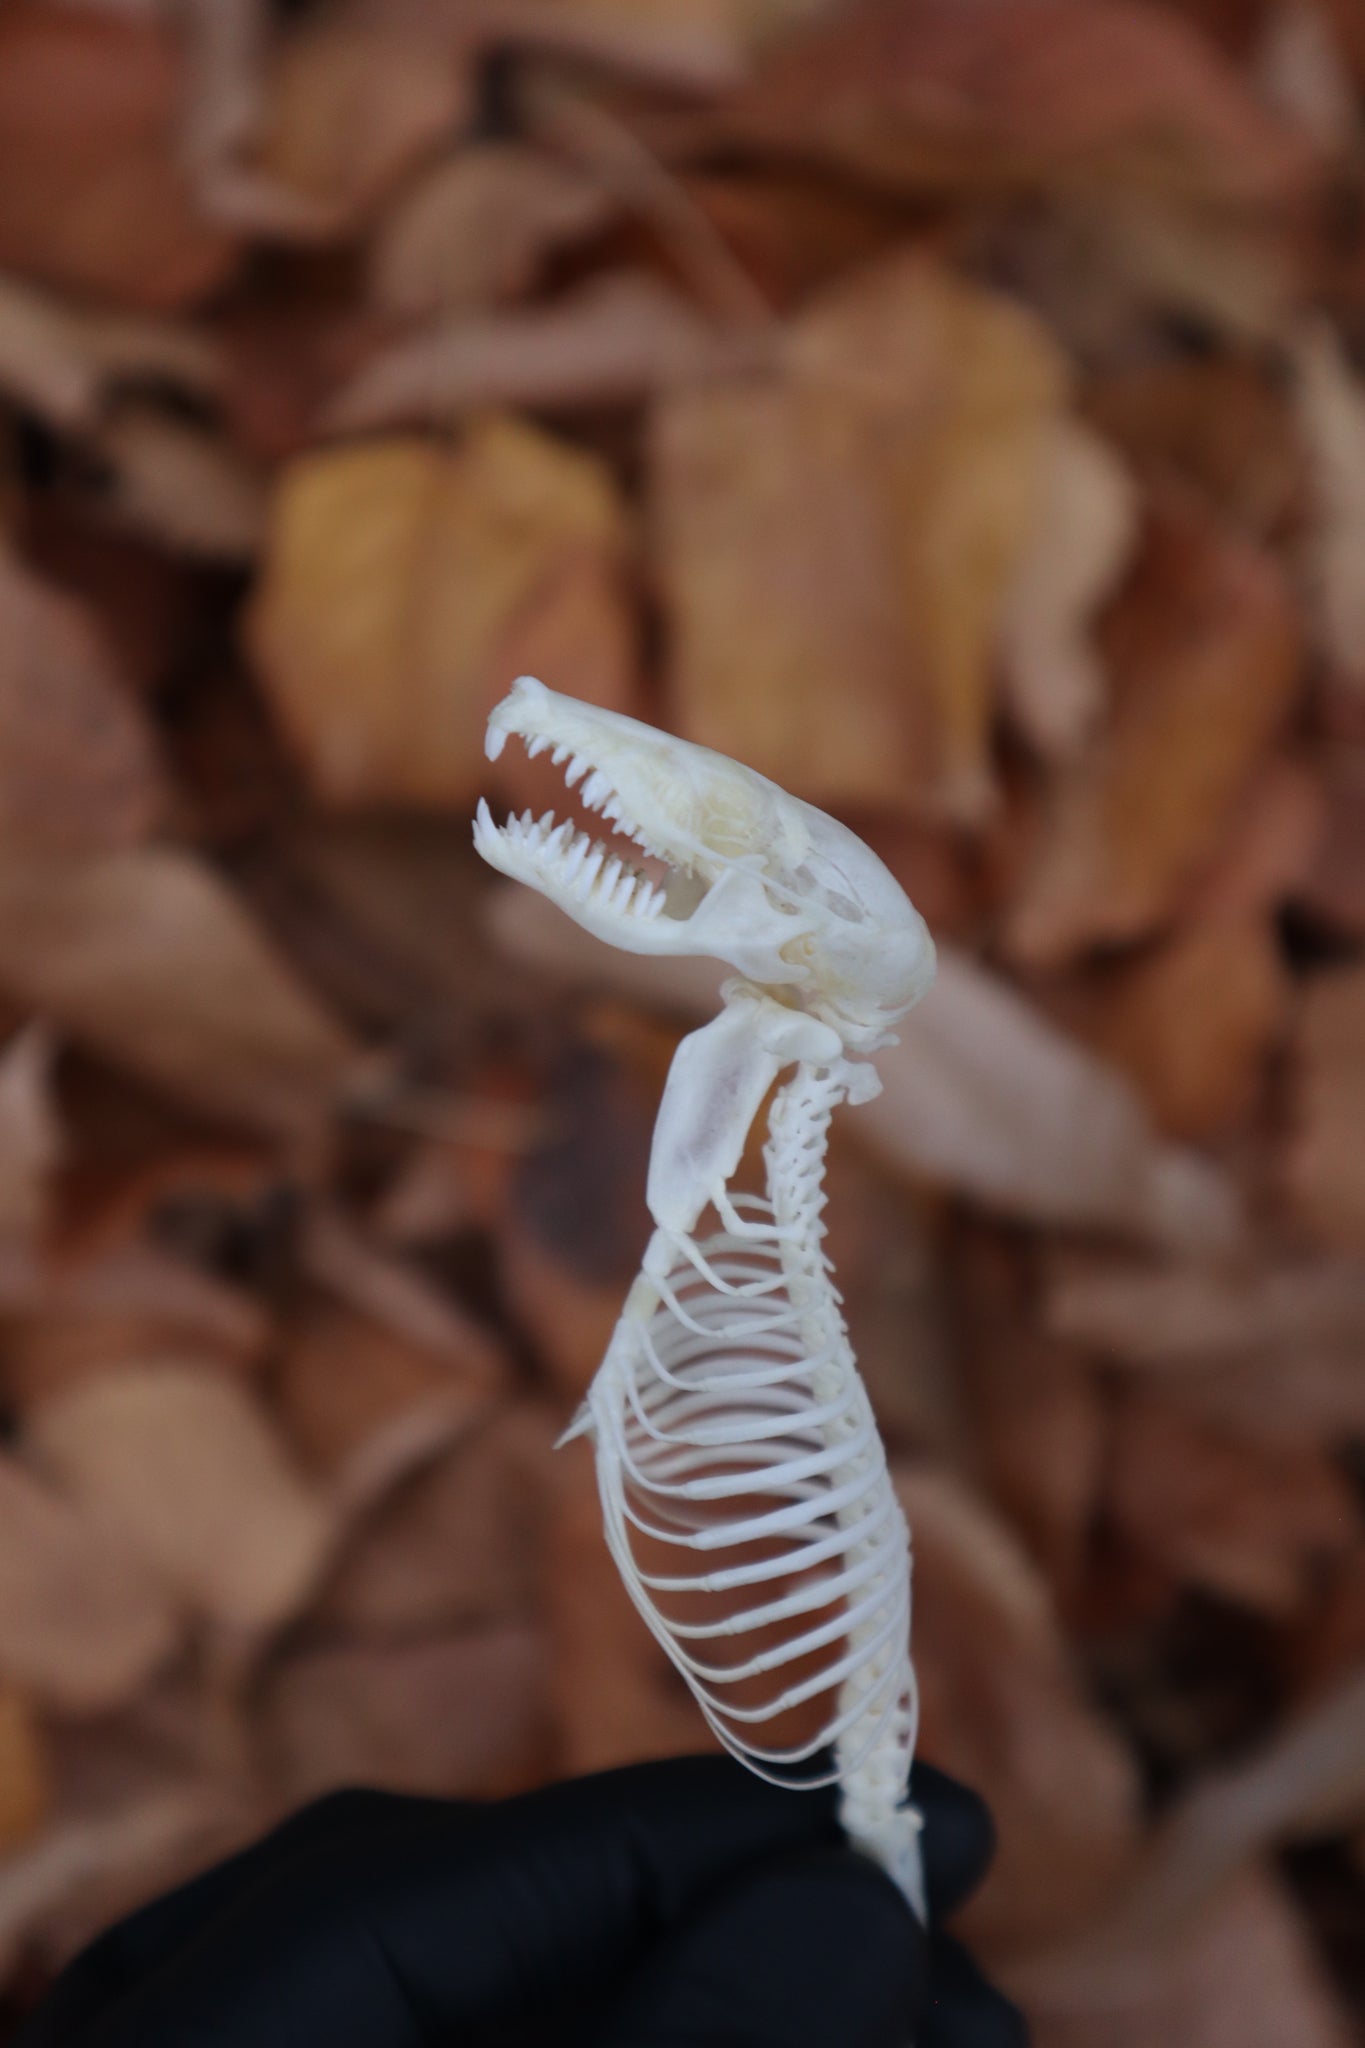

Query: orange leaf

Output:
[249, 417, 636, 808]
[655, 251, 1065, 819]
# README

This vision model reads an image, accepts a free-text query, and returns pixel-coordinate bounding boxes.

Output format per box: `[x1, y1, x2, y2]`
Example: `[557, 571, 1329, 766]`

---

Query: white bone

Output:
[474, 677, 936, 1918]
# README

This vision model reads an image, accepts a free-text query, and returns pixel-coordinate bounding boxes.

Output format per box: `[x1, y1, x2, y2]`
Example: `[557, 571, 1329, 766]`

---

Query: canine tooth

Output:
[565, 754, 589, 788]
[474, 797, 495, 837]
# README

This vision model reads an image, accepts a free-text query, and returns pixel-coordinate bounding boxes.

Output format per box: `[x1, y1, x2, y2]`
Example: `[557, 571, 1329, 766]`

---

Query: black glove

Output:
[17, 1756, 1026, 2047]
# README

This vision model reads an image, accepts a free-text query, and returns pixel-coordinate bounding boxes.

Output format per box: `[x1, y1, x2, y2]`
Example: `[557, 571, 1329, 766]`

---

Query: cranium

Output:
[474, 676, 935, 1054]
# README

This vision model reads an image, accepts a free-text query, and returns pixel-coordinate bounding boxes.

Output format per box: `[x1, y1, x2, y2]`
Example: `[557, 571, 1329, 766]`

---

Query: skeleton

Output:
[474, 676, 936, 1914]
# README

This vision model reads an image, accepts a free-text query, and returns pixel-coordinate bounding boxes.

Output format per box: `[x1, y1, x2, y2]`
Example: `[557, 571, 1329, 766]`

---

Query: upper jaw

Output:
[475, 678, 721, 956]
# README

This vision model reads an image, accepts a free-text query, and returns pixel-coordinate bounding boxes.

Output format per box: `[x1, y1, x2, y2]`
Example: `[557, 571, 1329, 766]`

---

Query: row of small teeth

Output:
[523, 736, 653, 849]
[480, 798, 666, 919]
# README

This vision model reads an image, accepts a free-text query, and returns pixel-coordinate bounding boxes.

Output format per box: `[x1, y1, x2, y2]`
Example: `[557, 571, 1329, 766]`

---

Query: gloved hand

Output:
[17, 1756, 1026, 2047]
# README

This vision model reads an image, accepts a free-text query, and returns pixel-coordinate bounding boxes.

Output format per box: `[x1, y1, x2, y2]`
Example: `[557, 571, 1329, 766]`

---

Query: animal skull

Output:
[475, 676, 935, 1053]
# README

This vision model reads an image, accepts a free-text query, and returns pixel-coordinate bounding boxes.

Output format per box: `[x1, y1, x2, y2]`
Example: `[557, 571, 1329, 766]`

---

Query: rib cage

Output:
[585, 1062, 923, 1907]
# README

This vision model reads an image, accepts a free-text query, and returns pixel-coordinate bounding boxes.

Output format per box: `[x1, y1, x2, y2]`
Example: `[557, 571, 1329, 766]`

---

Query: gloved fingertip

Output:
[920, 1933, 1030, 2048]
[597, 1846, 927, 2048]
[909, 1763, 997, 1916]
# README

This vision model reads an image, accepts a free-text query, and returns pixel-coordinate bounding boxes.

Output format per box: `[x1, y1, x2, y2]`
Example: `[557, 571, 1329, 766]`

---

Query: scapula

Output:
[475, 677, 936, 1913]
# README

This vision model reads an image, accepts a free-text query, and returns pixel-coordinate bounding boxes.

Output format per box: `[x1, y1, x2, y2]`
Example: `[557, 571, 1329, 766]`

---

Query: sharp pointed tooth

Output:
[520, 810, 533, 831]
[583, 771, 611, 810]
[551, 744, 569, 766]
[565, 754, 589, 788]
[563, 836, 589, 880]
[535, 810, 555, 839]
[576, 848, 605, 898]
[546, 820, 573, 855]
[526, 735, 548, 758]
[475, 797, 495, 836]
[485, 726, 507, 762]
[613, 870, 637, 908]
[599, 857, 622, 895]
[602, 798, 622, 823]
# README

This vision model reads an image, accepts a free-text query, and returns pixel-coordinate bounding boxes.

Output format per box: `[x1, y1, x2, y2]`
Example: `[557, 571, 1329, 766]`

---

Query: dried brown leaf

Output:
[999, 417, 1139, 761]
[502, 1037, 655, 1396]
[1019, 1868, 1354, 2048]
[869, 949, 1242, 1247]
[895, 1465, 1141, 1949]
[1006, 496, 1301, 964]
[955, 1227, 1107, 1595]
[656, 251, 1066, 819]
[263, 1626, 550, 1805]
[0, 547, 163, 856]
[1074, 918, 1290, 1140]
[0, 4, 239, 308]
[276, 1297, 493, 1489]
[1287, 965, 1365, 1249]
[723, 0, 1313, 202]
[301, 1207, 507, 1397]
[0, 274, 223, 436]
[367, 143, 614, 319]
[94, 407, 268, 561]
[316, 1404, 555, 1637]
[1086, 355, 1302, 535]
[324, 273, 765, 433]
[249, 417, 636, 807]
[1, 1242, 270, 1415]
[0, 848, 356, 1138]
[1255, 3, 1359, 149]
[0, 1027, 61, 1245]
[1017, 1666, 1365, 2042]
[1293, 321, 1365, 693]
[0, 1451, 177, 1711]
[1047, 1254, 1365, 1367]
[25, 1367, 333, 1633]
[252, 20, 468, 225]
[1185, 756, 1324, 924]
[0, 1779, 255, 1985]
[0, 1693, 47, 1852]
[1298, 744, 1365, 936]
[1108, 1391, 1360, 1613]
[1046, 1253, 1365, 1446]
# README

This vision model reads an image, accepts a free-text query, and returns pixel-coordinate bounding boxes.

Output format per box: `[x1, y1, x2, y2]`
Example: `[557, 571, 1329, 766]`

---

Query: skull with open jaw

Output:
[473, 675, 935, 1056]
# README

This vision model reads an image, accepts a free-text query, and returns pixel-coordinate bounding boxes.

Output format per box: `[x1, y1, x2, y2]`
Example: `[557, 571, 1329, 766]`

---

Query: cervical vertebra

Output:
[475, 676, 936, 1913]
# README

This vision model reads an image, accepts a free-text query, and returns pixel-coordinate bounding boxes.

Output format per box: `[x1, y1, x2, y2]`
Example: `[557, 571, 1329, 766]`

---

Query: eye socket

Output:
[790, 864, 865, 924]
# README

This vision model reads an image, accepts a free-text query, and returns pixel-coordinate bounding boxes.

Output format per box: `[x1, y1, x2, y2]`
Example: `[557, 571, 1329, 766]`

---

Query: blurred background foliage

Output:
[0, 0, 1363, 2039]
